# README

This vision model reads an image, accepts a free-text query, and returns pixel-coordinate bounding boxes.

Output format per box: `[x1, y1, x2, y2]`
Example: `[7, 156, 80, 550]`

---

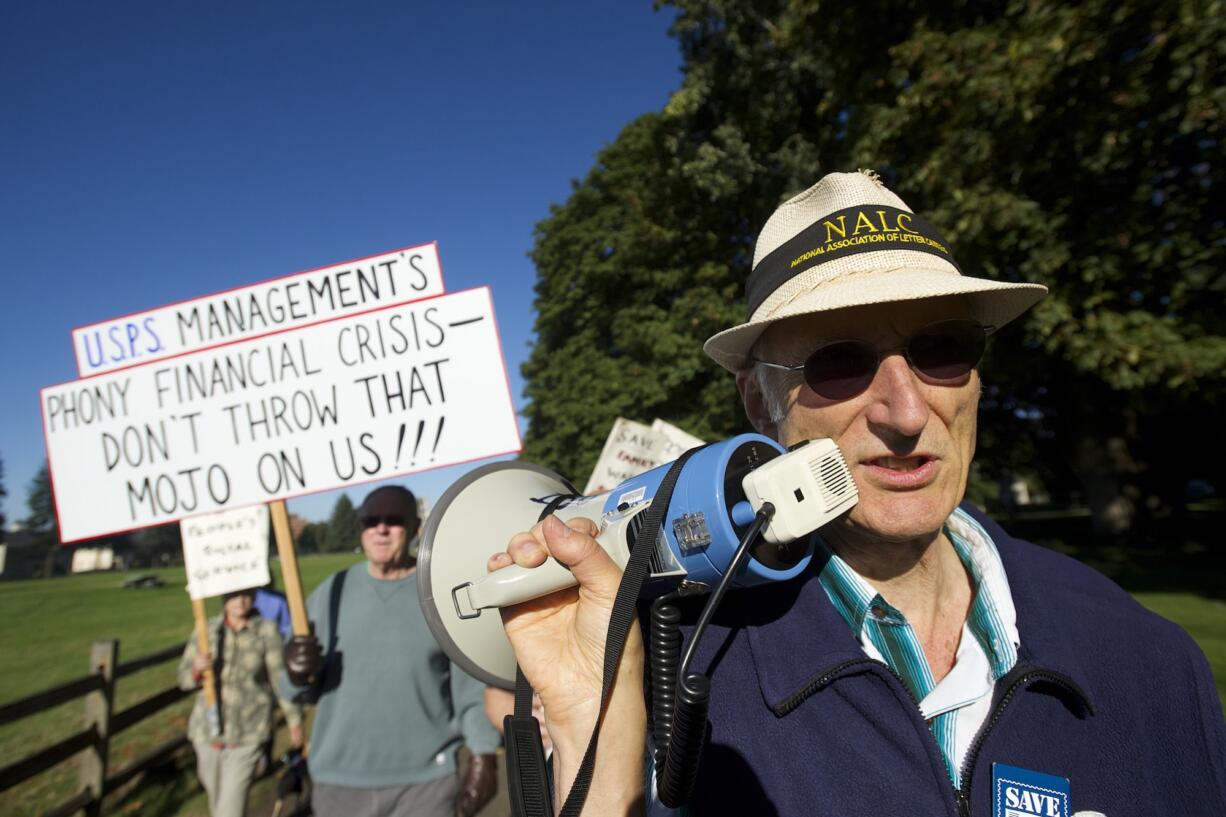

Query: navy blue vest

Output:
[663, 504, 1226, 816]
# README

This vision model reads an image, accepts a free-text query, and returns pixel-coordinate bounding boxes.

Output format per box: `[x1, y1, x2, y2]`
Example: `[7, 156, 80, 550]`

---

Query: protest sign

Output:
[583, 417, 705, 494]
[651, 418, 705, 462]
[71, 243, 445, 377]
[43, 286, 521, 542]
[181, 505, 270, 600]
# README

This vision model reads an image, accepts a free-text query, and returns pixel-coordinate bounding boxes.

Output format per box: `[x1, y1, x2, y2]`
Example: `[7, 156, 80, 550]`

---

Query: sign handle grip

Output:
[270, 500, 310, 636]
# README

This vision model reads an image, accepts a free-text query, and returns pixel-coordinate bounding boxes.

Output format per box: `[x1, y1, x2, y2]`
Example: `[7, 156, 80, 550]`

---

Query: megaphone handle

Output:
[464, 556, 581, 611]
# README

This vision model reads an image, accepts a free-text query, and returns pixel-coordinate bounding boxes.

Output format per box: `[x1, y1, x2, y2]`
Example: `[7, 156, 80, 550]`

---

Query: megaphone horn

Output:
[417, 433, 857, 689]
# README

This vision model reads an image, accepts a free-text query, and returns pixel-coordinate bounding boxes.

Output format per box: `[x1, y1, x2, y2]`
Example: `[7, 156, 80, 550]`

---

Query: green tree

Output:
[325, 494, 360, 553]
[22, 463, 58, 545]
[133, 522, 182, 567]
[21, 462, 60, 576]
[296, 521, 330, 555]
[0, 454, 7, 541]
[522, 0, 1224, 537]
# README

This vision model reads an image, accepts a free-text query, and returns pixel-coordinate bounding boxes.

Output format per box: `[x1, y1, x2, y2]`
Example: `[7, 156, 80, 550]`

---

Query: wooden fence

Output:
[0, 639, 191, 817]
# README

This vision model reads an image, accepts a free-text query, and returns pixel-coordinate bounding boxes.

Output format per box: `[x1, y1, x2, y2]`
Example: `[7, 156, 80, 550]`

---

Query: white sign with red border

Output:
[71, 243, 445, 377]
[43, 286, 520, 542]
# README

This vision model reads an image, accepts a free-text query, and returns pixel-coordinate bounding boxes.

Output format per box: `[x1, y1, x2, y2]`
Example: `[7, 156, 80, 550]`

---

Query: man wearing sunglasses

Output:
[281, 485, 500, 817]
[489, 171, 1226, 816]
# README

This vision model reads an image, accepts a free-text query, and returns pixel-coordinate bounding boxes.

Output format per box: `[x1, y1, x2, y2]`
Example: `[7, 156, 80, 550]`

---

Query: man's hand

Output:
[457, 752, 498, 817]
[283, 635, 322, 686]
[488, 514, 646, 816]
[288, 724, 305, 749]
[191, 651, 212, 681]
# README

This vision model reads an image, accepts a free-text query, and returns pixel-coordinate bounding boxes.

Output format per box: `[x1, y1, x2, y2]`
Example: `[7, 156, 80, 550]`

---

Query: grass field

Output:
[1, 544, 1224, 816]
[0, 553, 364, 817]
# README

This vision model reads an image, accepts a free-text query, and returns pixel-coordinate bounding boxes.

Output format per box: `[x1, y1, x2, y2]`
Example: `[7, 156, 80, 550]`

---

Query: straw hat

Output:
[703, 170, 1048, 371]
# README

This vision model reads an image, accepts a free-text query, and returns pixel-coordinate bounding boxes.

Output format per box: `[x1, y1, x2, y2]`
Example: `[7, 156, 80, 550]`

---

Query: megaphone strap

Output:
[507, 492, 581, 817]
[507, 445, 705, 817]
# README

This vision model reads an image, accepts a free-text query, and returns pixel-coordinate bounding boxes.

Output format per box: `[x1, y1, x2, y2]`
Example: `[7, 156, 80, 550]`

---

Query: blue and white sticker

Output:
[993, 763, 1070, 817]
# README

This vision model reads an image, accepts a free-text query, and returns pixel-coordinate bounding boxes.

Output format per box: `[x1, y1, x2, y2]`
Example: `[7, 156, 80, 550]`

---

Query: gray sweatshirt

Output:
[282, 563, 500, 788]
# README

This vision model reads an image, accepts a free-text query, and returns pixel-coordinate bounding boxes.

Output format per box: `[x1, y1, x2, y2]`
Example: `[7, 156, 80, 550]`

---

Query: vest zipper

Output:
[775, 659, 1089, 817]
[955, 664, 1091, 816]
[772, 658, 886, 716]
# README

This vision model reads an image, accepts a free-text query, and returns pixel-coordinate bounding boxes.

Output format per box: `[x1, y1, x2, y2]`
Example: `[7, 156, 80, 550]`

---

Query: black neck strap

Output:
[508, 446, 704, 817]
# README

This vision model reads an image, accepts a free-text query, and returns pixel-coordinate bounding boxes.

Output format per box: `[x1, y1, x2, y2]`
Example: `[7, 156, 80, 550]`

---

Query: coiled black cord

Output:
[651, 503, 775, 807]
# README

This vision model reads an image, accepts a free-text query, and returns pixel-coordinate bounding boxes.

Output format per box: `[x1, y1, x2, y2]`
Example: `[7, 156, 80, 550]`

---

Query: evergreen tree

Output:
[21, 463, 60, 576]
[133, 522, 182, 567]
[296, 522, 324, 555]
[522, 0, 1224, 536]
[22, 463, 58, 545]
[0, 454, 7, 541]
[325, 494, 360, 553]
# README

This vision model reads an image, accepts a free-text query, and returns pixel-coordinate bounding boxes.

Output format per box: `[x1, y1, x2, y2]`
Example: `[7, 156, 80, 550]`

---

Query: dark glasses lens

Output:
[907, 320, 987, 382]
[361, 515, 405, 529]
[802, 320, 987, 400]
[803, 341, 879, 401]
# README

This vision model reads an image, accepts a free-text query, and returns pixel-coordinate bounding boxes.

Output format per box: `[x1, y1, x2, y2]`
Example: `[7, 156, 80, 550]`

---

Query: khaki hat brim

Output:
[703, 267, 1047, 372]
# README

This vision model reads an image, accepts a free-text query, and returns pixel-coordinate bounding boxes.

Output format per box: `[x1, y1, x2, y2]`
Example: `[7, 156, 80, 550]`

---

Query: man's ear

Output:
[736, 368, 778, 438]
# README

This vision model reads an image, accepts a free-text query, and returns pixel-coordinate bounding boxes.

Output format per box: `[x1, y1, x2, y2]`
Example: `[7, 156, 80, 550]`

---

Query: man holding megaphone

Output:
[485, 172, 1226, 816]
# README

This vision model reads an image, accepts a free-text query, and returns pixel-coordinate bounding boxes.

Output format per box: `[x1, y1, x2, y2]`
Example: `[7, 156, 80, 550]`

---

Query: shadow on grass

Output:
[104, 748, 204, 817]
[1003, 508, 1226, 601]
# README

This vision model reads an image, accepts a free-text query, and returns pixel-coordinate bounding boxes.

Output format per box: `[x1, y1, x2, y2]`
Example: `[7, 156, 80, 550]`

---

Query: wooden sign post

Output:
[190, 597, 221, 737]
[269, 500, 310, 637]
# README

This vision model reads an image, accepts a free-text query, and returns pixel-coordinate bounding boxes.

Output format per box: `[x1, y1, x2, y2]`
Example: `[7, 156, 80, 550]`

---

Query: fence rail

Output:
[0, 639, 192, 817]
[0, 676, 104, 729]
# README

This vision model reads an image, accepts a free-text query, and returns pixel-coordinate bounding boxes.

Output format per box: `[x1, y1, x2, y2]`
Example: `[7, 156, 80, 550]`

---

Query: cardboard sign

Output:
[651, 418, 705, 462]
[583, 417, 705, 494]
[43, 287, 521, 542]
[71, 243, 445, 377]
[181, 505, 270, 600]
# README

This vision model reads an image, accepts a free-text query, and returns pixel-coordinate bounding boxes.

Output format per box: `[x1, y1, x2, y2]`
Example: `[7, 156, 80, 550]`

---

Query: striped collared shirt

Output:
[817, 507, 1020, 786]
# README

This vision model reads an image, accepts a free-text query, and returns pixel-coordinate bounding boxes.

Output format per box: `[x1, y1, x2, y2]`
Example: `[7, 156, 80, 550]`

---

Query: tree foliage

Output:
[325, 494, 360, 553]
[22, 462, 58, 546]
[296, 521, 327, 554]
[522, 0, 1224, 535]
[0, 454, 7, 540]
[132, 522, 181, 567]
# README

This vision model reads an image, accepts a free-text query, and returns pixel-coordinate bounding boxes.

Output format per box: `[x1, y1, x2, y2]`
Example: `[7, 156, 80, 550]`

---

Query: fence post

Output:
[80, 639, 118, 817]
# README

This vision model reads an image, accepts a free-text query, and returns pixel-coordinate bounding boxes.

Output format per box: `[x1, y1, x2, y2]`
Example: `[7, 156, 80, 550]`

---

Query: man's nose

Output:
[863, 353, 930, 438]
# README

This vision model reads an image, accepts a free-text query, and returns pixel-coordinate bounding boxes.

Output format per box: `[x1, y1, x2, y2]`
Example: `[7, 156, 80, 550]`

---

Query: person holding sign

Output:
[280, 485, 500, 817]
[486, 171, 1226, 816]
[178, 587, 304, 817]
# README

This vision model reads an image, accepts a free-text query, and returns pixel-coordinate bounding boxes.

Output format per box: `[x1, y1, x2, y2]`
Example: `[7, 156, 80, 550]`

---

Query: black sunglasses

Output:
[361, 514, 406, 529]
[753, 319, 992, 401]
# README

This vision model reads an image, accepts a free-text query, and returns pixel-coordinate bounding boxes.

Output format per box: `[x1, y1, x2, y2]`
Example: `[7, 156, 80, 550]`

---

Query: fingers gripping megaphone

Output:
[417, 433, 858, 689]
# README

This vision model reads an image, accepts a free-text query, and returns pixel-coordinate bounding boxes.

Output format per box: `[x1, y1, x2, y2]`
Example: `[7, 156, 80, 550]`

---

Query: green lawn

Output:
[0, 553, 363, 817]
[1, 548, 1224, 816]
[1133, 592, 1226, 707]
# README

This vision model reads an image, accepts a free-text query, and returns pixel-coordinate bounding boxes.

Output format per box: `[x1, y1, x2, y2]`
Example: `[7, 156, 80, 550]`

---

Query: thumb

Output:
[541, 514, 623, 602]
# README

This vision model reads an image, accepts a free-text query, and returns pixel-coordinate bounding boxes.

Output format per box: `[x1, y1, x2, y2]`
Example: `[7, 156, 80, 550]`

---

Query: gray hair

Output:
[748, 359, 801, 428]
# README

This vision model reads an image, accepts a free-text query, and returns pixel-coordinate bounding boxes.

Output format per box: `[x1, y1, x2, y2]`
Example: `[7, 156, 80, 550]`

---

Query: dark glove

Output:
[458, 752, 498, 817]
[283, 635, 322, 686]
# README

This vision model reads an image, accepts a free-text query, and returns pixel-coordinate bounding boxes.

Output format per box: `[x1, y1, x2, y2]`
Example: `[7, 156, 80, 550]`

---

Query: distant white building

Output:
[71, 546, 116, 573]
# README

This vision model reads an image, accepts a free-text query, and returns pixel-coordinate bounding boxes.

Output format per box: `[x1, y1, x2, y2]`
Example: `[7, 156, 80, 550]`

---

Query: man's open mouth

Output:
[866, 456, 933, 472]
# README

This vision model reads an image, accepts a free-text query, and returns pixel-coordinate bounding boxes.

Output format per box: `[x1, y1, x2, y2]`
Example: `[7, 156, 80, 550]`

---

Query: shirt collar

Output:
[815, 506, 1020, 681]
[745, 503, 1094, 717]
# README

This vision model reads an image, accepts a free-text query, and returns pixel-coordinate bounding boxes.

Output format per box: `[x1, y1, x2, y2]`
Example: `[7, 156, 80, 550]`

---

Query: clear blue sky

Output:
[0, 1, 681, 526]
